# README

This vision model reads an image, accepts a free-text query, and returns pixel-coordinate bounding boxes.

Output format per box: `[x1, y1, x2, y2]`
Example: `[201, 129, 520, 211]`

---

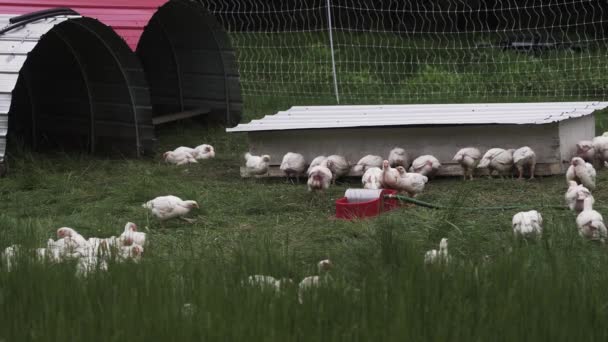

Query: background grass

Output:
[1, 31, 608, 340]
[233, 32, 608, 113]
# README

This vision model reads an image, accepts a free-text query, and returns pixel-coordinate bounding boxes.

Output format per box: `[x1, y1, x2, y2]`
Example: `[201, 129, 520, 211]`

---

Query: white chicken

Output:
[173, 146, 197, 157]
[324, 155, 350, 183]
[576, 140, 596, 164]
[119, 222, 146, 246]
[566, 157, 596, 190]
[46, 238, 71, 260]
[576, 197, 607, 243]
[2, 244, 20, 271]
[280, 152, 306, 181]
[477, 148, 515, 178]
[565, 181, 594, 213]
[307, 165, 332, 192]
[118, 244, 144, 262]
[193, 144, 215, 160]
[424, 238, 450, 264]
[512, 146, 537, 180]
[307, 156, 327, 175]
[352, 155, 383, 173]
[35, 248, 47, 261]
[76, 255, 109, 277]
[388, 147, 409, 168]
[86, 236, 120, 258]
[361, 167, 383, 190]
[409, 155, 441, 177]
[181, 303, 196, 316]
[86, 237, 109, 257]
[396, 166, 428, 197]
[452, 147, 481, 180]
[298, 259, 332, 304]
[245, 275, 292, 293]
[163, 150, 197, 166]
[174, 144, 216, 160]
[247, 275, 280, 290]
[244, 152, 270, 176]
[46, 238, 66, 250]
[382, 161, 427, 197]
[592, 135, 608, 166]
[143, 195, 199, 222]
[57, 227, 89, 251]
[512, 210, 543, 236]
[381, 159, 401, 187]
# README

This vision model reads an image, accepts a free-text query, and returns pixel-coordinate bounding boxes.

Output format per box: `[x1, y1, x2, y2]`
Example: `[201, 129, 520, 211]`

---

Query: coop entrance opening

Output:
[8, 17, 155, 157]
[136, 0, 242, 127]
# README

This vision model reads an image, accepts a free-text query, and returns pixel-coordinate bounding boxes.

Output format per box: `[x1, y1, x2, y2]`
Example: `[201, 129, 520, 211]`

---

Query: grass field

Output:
[3, 121, 608, 341]
[2, 31, 608, 340]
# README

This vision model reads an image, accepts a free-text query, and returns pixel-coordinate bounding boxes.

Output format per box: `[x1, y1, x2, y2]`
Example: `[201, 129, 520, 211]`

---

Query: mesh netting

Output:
[201, 0, 608, 111]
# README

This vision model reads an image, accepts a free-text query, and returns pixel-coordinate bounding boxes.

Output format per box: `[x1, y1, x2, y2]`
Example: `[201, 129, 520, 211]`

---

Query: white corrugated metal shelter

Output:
[228, 102, 608, 177]
[0, 13, 78, 174]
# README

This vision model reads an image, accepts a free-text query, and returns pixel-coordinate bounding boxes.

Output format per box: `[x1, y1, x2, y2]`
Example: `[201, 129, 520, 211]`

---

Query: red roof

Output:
[0, 0, 167, 50]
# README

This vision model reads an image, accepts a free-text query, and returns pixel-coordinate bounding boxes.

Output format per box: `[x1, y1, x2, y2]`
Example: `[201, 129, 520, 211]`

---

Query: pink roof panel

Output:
[0, 0, 168, 50]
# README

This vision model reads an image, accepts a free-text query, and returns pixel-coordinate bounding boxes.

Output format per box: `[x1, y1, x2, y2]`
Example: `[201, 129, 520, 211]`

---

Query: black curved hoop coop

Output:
[136, 0, 242, 127]
[0, 2, 244, 175]
[7, 14, 155, 158]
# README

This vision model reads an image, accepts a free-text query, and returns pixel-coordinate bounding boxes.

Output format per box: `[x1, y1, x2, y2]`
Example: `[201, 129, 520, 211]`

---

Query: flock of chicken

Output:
[2, 223, 146, 276]
[502, 155, 602, 242]
[1, 194, 204, 276]
[4, 131, 608, 281]
[242, 132, 608, 259]
[410, 135, 606, 265]
[1, 143, 211, 276]
[243, 146, 538, 197]
[506, 133, 608, 243]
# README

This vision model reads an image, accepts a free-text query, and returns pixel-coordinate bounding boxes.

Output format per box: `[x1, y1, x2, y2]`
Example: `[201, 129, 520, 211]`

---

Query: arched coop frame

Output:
[0, 0, 242, 176]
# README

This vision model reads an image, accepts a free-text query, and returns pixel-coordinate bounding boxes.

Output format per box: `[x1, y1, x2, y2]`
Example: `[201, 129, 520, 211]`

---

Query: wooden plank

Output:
[240, 163, 563, 179]
[152, 107, 210, 125]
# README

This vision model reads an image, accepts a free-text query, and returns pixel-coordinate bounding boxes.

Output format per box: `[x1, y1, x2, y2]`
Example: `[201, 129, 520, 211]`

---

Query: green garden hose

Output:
[384, 194, 570, 211]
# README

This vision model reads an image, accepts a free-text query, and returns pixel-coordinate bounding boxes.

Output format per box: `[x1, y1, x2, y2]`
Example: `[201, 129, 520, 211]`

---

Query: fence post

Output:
[326, 0, 340, 104]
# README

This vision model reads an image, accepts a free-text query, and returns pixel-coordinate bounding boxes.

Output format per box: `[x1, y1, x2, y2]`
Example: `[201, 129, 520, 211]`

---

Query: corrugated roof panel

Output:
[0, 40, 38, 53]
[0, 93, 11, 113]
[227, 102, 608, 132]
[0, 55, 28, 72]
[287, 102, 600, 111]
[0, 73, 18, 93]
[0, 115, 6, 132]
[0, 14, 76, 161]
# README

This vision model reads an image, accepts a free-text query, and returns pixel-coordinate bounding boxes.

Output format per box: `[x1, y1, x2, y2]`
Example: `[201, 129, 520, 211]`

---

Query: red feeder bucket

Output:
[335, 189, 399, 220]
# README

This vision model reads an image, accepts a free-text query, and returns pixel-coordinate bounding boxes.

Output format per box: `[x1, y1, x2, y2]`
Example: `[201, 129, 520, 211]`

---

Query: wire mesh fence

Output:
[200, 0, 608, 115]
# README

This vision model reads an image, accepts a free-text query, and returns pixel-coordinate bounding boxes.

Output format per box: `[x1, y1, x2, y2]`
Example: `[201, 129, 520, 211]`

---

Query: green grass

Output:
[2, 31, 608, 340]
[3, 121, 608, 341]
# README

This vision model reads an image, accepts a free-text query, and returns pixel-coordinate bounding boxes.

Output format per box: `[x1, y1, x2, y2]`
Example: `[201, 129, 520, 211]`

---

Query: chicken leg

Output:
[529, 164, 535, 180]
[517, 165, 524, 180]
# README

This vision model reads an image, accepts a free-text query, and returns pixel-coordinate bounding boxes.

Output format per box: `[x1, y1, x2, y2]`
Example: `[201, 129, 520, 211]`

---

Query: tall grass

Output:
[1, 32, 608, 340]
[2, 122, 608, 340]
[3, 206, 608, 341]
